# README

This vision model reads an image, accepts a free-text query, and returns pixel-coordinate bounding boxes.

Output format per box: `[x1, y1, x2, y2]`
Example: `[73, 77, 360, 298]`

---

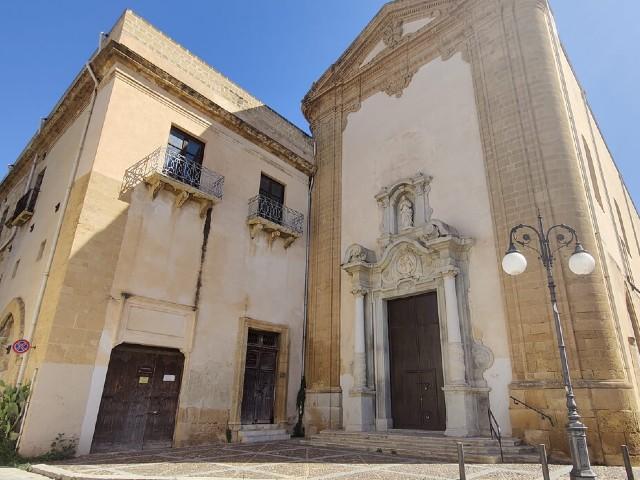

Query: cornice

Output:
[2, 40, 315, 196]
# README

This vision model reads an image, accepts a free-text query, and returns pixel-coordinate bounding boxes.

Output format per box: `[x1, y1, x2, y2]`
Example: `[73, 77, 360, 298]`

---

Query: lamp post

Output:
[502, 213, 597, 479]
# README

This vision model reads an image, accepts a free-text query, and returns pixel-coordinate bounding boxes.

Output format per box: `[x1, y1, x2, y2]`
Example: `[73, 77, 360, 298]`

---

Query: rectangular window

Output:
[0, 206, 8, 237]
[34, 168, 46, 191]
[259, 174, 285, 204]
[258, 174, 285, 224]
[583, 136, 603, 210]
[167, 127, 204, 165]
[616, 200, 632, 257]
[165, 127, 205, 188]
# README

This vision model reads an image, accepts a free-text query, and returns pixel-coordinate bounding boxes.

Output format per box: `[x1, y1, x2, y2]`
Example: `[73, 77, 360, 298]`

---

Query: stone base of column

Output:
[345, 388, 376, 432]
[375, 417, 393, 431]
[304, 389, 342, 436]
[443, 385, 491, 437]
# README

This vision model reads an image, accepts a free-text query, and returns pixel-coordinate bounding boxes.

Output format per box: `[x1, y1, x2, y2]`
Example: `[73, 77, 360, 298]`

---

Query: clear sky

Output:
[0, 1, 638, 206]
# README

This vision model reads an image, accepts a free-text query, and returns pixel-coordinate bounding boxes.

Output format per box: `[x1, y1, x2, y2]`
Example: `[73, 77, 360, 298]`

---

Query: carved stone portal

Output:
[342, 173, 493, 436]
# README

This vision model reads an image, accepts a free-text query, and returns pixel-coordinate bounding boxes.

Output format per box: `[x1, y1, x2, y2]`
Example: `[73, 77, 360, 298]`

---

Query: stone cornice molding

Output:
[2, 40, 315, 196]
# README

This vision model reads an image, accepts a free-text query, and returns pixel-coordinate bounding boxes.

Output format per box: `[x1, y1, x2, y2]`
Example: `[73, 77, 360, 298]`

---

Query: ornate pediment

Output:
[305, 0, 459, 103]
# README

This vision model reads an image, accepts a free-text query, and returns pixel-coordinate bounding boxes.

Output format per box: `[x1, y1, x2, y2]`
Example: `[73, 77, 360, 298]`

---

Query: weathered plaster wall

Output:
[13, 81, 115, 456]
[64, 68, 307, 453]
[339, 53, 513, 433]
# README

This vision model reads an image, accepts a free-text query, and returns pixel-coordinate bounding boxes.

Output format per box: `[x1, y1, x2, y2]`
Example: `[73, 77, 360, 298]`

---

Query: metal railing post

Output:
[457, 442, 466, 480]
[539, 444, 550, 480]
[622, 445, 635, 480]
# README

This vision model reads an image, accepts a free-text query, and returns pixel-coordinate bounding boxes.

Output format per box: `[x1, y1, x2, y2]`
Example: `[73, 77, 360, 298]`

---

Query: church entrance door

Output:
[388, 292, 446, 430]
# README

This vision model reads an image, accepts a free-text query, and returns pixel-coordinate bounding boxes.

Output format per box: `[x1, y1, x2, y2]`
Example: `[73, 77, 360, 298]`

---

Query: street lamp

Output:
[502, 213, 597, 479]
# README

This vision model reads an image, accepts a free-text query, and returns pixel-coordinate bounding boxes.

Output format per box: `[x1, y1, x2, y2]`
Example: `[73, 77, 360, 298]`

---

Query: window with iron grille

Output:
[259, 174, 285, 224]
[165, 127, 205, 187]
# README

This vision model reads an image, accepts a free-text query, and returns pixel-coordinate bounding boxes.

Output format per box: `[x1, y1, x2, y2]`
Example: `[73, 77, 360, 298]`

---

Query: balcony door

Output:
[165, 127, 205, 187]
[259, 174, 284, 224]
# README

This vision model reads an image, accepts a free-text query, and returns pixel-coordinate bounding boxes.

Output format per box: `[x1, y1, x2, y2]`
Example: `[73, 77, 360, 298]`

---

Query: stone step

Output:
[306, 439, 539, 464]
[240, 424, 284, 431]
[305, 431, 539, 464]
[316, 430, 524, 446]
[238, 428, 290, 443]
[312, 436, 516, 452]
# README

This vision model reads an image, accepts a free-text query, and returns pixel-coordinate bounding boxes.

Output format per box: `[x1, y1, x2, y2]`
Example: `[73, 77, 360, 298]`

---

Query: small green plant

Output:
[35, 433, 77, 462]
[225, 427, 232, 443]
[0, 380, 30, 466]
[0, 381, 29, 442]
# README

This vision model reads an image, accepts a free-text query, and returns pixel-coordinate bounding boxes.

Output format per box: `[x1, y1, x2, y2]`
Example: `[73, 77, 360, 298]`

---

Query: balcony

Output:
[121, 146, 224, 216]
[247, 194, 304, 248]
[7, 188, 40, 227]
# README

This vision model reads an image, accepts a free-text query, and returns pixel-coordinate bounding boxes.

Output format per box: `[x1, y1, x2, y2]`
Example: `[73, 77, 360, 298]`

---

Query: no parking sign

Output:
[12, 339, 31, 354]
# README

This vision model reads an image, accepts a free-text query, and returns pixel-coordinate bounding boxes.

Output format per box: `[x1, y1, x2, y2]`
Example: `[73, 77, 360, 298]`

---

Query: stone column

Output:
[443, 271, 466, 384]
[441, 270, 476, 437]
[345, 287, 375, 432]
[353, 287, 367, 389]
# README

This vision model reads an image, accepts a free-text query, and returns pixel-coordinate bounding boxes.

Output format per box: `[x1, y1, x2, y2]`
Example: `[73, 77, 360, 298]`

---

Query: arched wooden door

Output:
[92, 344, 184, 452]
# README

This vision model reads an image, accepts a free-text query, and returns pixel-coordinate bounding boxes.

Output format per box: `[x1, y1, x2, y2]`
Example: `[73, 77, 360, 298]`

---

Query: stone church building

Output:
[0, 0, 639, 466]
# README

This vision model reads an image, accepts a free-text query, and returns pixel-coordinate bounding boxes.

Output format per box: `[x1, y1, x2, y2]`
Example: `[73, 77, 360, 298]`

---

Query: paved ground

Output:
[0, 468, 49, 479]
[29, 441, 637, 479]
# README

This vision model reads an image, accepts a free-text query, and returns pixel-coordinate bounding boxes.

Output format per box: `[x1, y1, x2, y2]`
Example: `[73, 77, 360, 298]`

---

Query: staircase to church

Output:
[304, 430, 539, 463]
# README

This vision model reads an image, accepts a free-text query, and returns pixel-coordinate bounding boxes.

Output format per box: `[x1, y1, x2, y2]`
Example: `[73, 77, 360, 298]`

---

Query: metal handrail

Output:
[488, 408, 504, 463]
[510, 395, 555, 426]
[247, 194, 304, 235]
[8, 188, 40, 225]
[121, 146, 224, 199]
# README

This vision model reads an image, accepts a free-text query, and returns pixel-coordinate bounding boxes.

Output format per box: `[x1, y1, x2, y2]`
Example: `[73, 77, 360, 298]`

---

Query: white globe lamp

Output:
[502, 245, 528, 276]
[568, 243, 596, 275]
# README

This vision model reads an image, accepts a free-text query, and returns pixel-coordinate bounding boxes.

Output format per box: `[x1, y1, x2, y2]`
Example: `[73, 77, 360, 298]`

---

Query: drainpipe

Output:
[301, 173, 315, 375]
[0, 155, 38, 253]
[15, 62, 100, 386]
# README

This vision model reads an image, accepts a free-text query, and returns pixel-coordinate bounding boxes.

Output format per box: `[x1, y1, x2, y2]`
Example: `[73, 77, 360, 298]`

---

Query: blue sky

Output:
[0, 1, 638, 205]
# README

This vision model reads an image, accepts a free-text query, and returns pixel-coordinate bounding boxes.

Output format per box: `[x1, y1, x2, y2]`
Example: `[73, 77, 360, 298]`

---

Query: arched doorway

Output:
[91, 344, 184, 452]
[0, 297, 25, 385]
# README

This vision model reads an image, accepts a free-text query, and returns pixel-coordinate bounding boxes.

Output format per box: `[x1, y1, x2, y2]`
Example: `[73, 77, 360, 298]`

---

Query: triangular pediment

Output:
[304, 0, 460, 103]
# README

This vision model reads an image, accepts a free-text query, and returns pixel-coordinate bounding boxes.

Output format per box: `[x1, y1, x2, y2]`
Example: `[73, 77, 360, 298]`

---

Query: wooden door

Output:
[241, 330, 279, 424]
[92, 344, 184, 452]
[388, 293, 446, 430]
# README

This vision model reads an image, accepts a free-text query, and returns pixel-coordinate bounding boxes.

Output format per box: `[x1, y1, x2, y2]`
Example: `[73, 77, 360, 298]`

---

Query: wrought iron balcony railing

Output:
[247, 194, 304, 235]
[7, 188, 40, 227]
[121, 146, 224, 200]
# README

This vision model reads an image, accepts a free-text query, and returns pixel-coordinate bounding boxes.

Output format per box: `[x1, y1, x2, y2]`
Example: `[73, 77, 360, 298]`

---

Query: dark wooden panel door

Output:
[388, 293, 446, 430]
[142, 350, 184, 449]
[92, 344, 184, 453]
[241, 330, 279, 424]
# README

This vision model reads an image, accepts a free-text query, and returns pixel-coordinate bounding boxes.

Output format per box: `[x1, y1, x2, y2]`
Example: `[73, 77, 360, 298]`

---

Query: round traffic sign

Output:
[12, 339, 31, 354]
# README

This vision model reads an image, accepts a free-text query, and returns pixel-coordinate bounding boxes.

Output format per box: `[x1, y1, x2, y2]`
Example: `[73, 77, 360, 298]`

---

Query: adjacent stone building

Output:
[0, 10, 312, 456]
[0, 0, 639, 467]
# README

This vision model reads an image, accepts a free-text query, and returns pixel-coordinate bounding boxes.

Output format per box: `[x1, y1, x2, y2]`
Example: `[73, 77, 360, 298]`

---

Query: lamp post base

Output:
[567, 420, 597, 479]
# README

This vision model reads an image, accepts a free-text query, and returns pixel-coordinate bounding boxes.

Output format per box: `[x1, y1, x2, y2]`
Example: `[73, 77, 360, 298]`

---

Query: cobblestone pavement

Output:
[31, 441, 637, 479]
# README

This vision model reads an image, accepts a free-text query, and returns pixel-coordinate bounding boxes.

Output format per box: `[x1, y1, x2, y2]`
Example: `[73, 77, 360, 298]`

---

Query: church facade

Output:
[302, 0, 640, 465]
[0, 0, 638, 466]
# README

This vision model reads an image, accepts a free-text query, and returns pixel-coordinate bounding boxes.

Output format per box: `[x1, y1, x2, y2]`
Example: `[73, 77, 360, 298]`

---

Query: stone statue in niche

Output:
[398, 196, 414, 230]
